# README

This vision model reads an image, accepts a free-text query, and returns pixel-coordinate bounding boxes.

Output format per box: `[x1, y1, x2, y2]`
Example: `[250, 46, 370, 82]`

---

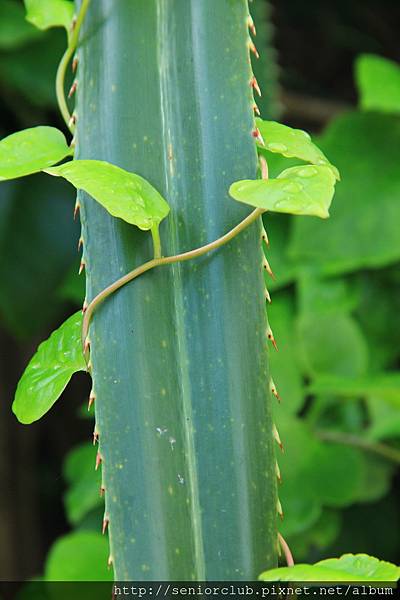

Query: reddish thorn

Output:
[278, 533, 295, 567]
[68, 81, 77, 98]
[102, 517, 109, 535]
[84, 337, 90, 354]
[253, 102, 261, 116]
[95, 451, 102, 471]
[252, 128, 265, 146]
[249, 40, 260, 59]
[250, 76, 262, 97]
[100, 486, 105, 497]
[73, 201, 80, 220]
[82, 299, 88, 314]
[72, 56, 79, 73]
[93, 429, 99, 445]
[271, 337, 279, 352]
[247, 15, 257, 36]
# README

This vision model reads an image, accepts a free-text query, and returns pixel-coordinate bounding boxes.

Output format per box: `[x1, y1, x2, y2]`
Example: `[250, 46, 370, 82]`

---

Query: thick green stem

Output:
[76, 0, 277, 580]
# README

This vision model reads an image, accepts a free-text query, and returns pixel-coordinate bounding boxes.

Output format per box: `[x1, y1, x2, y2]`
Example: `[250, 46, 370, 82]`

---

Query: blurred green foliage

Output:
[0, 0, 399, 582]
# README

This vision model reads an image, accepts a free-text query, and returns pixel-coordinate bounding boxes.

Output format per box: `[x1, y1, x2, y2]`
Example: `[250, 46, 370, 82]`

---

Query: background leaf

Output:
[0, 126, 71, 180]
[45, 160, 170, 230]
[63, 443, 102, 525]
[0, 0, 41, 50]
[356, 54, 400, 114]
[13, 312, 86, 424]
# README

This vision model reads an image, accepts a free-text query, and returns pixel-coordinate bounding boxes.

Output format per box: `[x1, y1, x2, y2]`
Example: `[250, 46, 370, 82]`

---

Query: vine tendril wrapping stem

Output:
[82, 207, 265, 352]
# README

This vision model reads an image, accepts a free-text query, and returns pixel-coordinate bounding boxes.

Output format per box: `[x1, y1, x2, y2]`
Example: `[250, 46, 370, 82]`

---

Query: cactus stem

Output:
[278, 533, 294, 567]
[73, 200, 80, 220]
[102, 516, 109, 535]
[273, 423, 283, 451]
[68, 80, 78, 98]
[269, 378, 280, 401]
[250, 75, 262, 97]
[95, 451, 103, 471]
[247, 15, 256, 36]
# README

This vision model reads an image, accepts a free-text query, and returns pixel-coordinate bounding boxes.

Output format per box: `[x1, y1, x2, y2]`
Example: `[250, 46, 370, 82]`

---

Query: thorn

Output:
[252, 128, 265, 146]
[107, 555, 113, 569]
[102, 516, 109, 535]
[262, 255, 275, 280]
[87, 359, 92, 372]
[248, 39, 260, 59]
[95, 451, 103, 471]
[277, 497, 284, 520]
[270, 378, 280, 401]
[275, 461, 282, 483]
[266, 324, 278, 351]
[100, 485, 105, 497]
[84, 336, 91, 354]
[253, 102, 261, 116]
[79, 260, 86, 275]
[70, 135, 76, 148]
[74, 200, 80, 220]
[250, 76, 262, 97]
[261, 224, 269, 246]
[82, 299, 88, 314]
[273, 423, 283, 452]
[93, 427, 99, 445]
[78, 236, 84, 251]
[247, 14, 256, 36]
[70, 16, 77, 31]
[264, 288, 272, 304]
[68, 113, 77, 128]
[72, 55, 79, 73]
[68, 80, 77, 98]
[88, 390, 96, 411]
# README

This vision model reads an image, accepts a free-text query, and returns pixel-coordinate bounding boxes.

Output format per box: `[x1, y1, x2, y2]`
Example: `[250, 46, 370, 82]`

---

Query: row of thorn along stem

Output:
[68, 4, 286, 573]
[247, 8, 286, 556]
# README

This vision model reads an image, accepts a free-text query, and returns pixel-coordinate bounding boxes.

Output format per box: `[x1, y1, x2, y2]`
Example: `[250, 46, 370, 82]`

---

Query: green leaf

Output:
[45, 160, 170, 230]
[289, 112, 400, 274]
[13, 312, 86, 424]
[44, 531, 112, 582]
[255, 118, 340, 180]
[308, 373, 400, 407]
[260, 553, 400, 582]
[0, 0, 41, 50]
[63, 443, 102, 525]
[24, 0, 74, 35]
[229, 165, 336, 219]
[0, 126, 71, 181]
[356, 54, 400, 114]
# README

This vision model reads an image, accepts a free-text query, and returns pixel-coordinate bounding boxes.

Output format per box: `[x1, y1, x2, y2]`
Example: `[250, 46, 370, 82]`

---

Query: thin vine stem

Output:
[82, 207, 265, 350]
[316, 430, 400, 464]
[56, 0, 91, 133]
[278, 532, 295, 567]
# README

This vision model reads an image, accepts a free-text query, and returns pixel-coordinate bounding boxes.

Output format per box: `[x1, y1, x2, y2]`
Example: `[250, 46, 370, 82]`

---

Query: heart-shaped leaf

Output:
[356, 54, 400, 114]
[13, 311, 86, 424]
[0, 126, 71, 181]
[255, 118, 340, 180]
[260, 553, 400, 582]
[45, 159, 170, 230]
[24, 0, 74, 36]
[229, 165, 336, 219]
